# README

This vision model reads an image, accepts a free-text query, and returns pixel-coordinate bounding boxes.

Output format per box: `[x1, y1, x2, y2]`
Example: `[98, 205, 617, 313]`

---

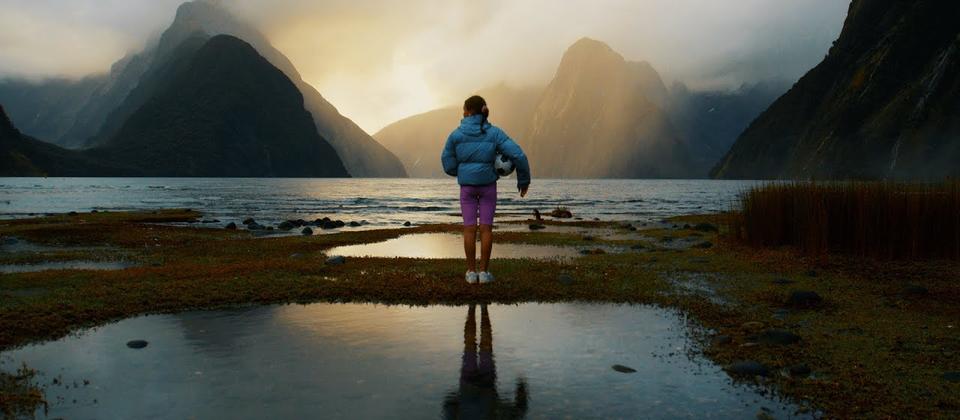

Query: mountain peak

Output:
[565, 37, 621, 58]
[0, 105, 18, 138]
[175, 0, 228, 21]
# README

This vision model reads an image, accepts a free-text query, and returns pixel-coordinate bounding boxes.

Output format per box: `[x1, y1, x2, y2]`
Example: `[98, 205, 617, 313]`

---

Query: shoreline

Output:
[1, 210, 958, 418]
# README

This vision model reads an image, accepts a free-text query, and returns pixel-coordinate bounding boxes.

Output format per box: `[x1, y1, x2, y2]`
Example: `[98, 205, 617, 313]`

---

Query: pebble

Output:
[349, 221, 362, 227]
[403, 221, 412, 227]
[301, 227, 314, 236]
[755, 329, 801, 346]
[126, 340, 148, 349]
[611, 364, 637, 373]
[242, 218, 255, 225]
[725, 360, 769, 377]
[326, 256, 346, 265]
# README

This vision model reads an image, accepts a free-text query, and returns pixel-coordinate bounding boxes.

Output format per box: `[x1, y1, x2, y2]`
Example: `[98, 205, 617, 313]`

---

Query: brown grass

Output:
[729, 182, 960, 260]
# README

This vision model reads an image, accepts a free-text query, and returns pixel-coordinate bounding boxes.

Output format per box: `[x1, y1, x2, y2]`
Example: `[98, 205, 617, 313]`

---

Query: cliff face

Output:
[94, 35, 349, 177]
[713, 0, 960, 180]
[524, 38, 692, 178]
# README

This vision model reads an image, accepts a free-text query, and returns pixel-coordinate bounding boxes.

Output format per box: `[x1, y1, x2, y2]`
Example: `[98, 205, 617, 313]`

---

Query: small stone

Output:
[550, 208, 573, 218]
[693, 223, 718, 232]
[301, 227, 314, 236]
[242, 218, 255, 225]
[558, 274, 574, 285]
[528, 224, 546, 231]
[224, 222, 237, 230]
[710, 335, 732, 346]
[943, 372, 960, 382]
[725, 360, 769, 377]
[403, 221, 412, 227]
[334, 220, 346, 228]
[278, 221, 296, 231]
[349, 221, 362, 227]
[787, 364, 811, 378]
[786, 291, 823, 308]
[126, 340, 148, 349]
[326, 256, 346, 265]
[321, 220, 339, 230]
[611, 364, 637, 373]
[755, 329, 801, 346]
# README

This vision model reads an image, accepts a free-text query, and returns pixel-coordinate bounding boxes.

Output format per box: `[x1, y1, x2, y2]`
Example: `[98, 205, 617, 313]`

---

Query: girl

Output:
[441, 95, 531, 284]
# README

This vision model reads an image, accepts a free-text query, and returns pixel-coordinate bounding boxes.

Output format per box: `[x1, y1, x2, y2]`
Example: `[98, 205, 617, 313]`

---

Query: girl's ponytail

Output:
[463, 95, 488, 135]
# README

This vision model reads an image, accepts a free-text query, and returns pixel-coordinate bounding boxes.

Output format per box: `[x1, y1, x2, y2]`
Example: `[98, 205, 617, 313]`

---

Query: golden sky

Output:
[0, 0, 848, 133]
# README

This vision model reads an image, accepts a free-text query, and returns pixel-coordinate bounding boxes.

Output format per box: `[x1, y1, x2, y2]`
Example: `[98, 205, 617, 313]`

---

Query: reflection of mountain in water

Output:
[443, 304, 528, 419]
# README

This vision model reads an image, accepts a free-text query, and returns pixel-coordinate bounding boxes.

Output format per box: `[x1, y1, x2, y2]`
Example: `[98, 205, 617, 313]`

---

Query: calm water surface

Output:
[1, 303, 806, 419]
[0, 178, 761, 228]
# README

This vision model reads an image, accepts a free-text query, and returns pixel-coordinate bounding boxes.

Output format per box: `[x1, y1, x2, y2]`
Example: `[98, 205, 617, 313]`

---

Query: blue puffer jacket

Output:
[441, 114, 531, 187]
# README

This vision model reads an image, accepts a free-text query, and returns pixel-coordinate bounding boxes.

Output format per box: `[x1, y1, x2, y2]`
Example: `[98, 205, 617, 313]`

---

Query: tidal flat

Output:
[0, 210, 958, 418]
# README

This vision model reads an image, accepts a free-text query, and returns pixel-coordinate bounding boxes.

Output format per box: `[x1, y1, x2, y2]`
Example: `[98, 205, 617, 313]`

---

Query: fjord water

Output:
[0, 178, 760, 227]
[2, 303, 803, 419]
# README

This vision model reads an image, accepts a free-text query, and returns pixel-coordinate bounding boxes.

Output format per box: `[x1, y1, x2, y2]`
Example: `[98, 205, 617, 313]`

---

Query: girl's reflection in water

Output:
[443, 304, 528, 419]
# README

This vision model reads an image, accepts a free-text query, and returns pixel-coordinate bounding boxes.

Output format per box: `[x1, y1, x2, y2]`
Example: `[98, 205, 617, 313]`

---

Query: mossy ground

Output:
[0, 210, 957, 418]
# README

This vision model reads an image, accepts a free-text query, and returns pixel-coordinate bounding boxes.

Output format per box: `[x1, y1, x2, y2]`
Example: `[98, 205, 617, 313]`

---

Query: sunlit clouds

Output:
[0, 0, 849, 133]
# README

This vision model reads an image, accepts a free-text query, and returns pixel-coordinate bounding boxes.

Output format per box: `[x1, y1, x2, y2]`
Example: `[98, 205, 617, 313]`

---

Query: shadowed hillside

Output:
[713, 0, 960, 180]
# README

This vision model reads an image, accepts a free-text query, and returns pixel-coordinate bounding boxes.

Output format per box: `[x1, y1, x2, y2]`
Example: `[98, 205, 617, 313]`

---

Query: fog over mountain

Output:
[0, 0, 848, 134]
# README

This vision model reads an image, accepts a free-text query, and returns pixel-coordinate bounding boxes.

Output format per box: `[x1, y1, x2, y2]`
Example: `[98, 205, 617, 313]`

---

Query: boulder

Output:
[278, 221, 296, 231]
[301, 227, 314, 236]
[550, 208, 573, 218]
[403, 221, 412, 226]
[224, 222, 237, 230]
[126, 340, 149, 349]
[321, 220, 339, 230]
[242, 218, 255, 225]
[725, 360, 769, 377]
[349, 221, 362, 227]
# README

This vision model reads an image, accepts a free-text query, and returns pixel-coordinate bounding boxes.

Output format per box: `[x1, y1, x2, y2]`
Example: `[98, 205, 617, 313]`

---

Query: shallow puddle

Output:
[0, 261, 134, 273]
[0, 303, 807, 419]
[327, 233, 583, 260]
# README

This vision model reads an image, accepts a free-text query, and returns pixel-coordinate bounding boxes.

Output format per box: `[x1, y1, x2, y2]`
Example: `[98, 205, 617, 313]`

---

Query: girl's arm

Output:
[495, 129, 531, 189]
[441, 132, 459, 176]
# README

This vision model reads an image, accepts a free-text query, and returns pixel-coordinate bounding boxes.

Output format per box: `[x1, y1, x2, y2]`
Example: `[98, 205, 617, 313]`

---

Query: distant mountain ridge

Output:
[0, 0, 404, 177]
[712, 0, 960, 180]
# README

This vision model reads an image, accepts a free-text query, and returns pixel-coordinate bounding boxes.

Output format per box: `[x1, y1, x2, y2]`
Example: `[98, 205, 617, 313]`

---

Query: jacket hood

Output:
[458, 114, 490, 136]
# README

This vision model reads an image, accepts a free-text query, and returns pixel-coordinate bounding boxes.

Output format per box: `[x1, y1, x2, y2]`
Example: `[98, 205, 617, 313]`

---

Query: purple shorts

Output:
[460, 183, 497, 226]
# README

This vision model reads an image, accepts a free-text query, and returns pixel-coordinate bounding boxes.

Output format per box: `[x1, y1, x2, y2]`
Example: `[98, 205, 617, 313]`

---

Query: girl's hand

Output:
[519, 185, 529, 198]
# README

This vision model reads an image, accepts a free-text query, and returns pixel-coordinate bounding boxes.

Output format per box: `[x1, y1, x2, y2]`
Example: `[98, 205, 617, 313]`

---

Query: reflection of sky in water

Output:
[327, 233, 582, 259]
[1, 303, 807, 419]
[0, 178, 763, 228]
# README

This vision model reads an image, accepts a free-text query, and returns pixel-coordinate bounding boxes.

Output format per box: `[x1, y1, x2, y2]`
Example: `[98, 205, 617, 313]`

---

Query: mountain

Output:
[0, 0, 405, 177]
[524, 38, 692, 178]
[374, 84, 542, 177]
[90, 35, 349, 177]
[712, 0, 960, 180]
[667, 81, 789, 174]
[0, 105, 130, 176]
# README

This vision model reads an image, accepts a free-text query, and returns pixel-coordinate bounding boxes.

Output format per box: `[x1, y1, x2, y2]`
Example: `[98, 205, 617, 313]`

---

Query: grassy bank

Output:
[1, 210, 958, 418]
[730, 182, 960, 260]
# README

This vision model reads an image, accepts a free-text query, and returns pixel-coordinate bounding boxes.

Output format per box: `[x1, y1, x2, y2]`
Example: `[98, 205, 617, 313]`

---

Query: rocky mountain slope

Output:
[712, 0, 960, 180]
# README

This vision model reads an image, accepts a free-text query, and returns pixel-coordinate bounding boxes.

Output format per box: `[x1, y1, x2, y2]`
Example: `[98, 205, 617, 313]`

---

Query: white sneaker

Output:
[466, 271, 479, 284]
[479, 272, 495, 284]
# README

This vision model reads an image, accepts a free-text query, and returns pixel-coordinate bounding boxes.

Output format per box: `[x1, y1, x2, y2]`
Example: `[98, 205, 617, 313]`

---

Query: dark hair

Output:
[464, 95, 489, 135]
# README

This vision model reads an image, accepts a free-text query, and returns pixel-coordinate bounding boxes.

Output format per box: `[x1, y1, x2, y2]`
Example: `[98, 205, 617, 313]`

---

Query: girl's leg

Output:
[460, 186, 480, 272]
[477, 184, 497, 272]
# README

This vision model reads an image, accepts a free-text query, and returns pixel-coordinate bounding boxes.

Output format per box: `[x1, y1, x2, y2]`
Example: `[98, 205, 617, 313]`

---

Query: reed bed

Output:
[729, 181, 960, 260]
